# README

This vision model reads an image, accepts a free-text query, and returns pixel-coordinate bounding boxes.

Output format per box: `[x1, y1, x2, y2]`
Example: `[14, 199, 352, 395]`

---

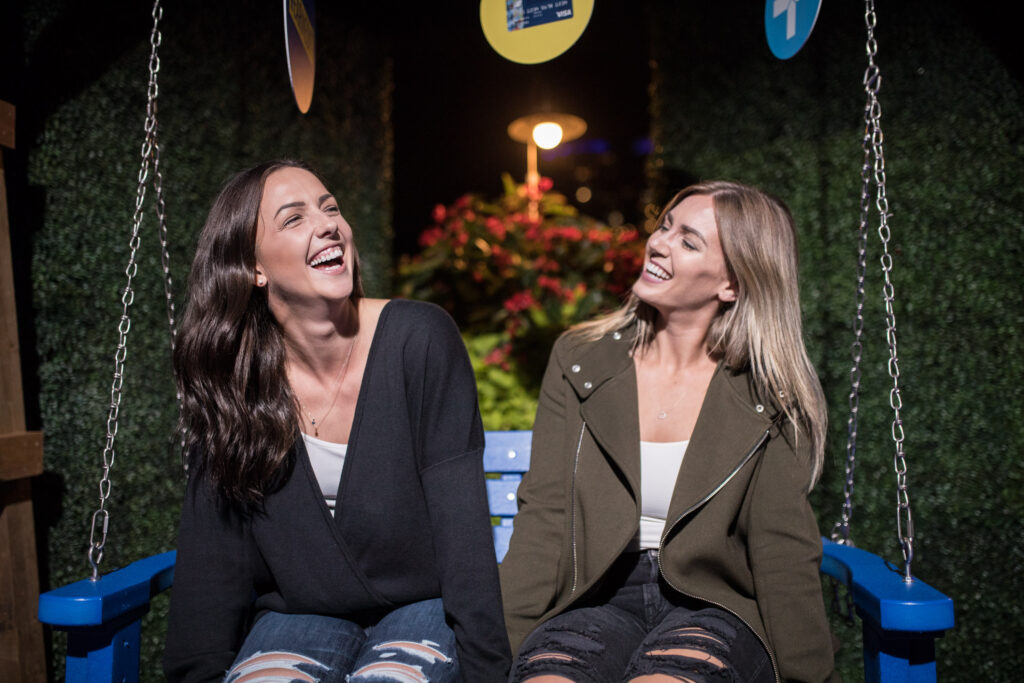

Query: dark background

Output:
[390, 1, 650, 252]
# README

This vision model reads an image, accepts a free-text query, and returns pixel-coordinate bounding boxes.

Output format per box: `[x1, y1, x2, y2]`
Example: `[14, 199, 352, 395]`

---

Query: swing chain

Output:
[864, 0, 915, 582]
[148, 15, 184, 432]
[88, 0, 166, 580]
[831, 63, 872, 550]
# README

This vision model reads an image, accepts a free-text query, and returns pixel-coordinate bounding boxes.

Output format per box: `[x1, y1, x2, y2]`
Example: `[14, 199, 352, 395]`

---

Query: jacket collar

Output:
[560, 329, 641, 492]
[561, 329, 781, 514]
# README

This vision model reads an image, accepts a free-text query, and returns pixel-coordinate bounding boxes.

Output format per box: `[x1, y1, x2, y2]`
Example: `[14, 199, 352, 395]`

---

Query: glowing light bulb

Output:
[532, 122, 564, 149]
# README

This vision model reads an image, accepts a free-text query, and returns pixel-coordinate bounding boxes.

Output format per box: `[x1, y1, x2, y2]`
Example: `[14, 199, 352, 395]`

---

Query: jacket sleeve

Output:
[747, 428, 836, 682]
[411, 306, 512, 683]
[499, 341, 572, 653]
[163, 471, 255, 682]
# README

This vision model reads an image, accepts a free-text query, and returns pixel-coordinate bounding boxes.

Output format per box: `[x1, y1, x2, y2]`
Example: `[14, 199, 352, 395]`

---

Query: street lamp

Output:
[507, 112, 587, 218]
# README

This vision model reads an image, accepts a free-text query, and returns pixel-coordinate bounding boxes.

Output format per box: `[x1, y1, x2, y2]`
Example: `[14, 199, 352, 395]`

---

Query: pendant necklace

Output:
[656, 389, 685, 420]
[298, 334, 357, 438]
[654, 375, 686, 420]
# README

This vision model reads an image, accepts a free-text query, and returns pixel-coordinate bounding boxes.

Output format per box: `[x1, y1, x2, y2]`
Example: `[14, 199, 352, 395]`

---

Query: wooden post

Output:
[0, 99, 48, 681]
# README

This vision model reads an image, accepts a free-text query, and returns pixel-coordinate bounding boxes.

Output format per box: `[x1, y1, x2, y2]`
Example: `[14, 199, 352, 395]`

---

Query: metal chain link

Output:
[830, 1, 915, 613]
[88, 0, 166, 580]
[831, 69, 873, 550]
[863, 0, 915, 582]
[147, 27, 185, 448]
[828, 105, 872, 621]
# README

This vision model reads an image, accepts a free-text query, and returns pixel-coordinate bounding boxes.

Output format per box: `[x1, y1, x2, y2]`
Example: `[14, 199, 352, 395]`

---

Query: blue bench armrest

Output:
[39, 550, 177, 628]
[820, 539, 954, 633]
[38, 551, 176, 682]
[821, 538, 954, 682]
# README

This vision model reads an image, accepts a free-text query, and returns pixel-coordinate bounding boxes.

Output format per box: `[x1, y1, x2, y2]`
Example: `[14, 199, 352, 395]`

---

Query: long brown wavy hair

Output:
[571, 181, 827, 489]
[174, 160, 364, 505]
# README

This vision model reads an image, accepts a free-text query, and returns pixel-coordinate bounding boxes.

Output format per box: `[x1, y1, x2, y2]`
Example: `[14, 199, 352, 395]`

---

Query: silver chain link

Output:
[831, 73, 873, 550]
[863, 0, 915, 582]
[148, 26, 185, 448]
[88, 0, 171, 580]
[829, 64, 875, 619]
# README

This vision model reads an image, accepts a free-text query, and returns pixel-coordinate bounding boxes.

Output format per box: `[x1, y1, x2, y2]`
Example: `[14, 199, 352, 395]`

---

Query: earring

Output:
[256, 277, 266, 287]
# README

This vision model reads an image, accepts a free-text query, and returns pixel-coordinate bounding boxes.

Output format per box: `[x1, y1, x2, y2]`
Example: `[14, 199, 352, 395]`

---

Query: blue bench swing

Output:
[38, 430, 954, 682]
[37, 1, 953, 680]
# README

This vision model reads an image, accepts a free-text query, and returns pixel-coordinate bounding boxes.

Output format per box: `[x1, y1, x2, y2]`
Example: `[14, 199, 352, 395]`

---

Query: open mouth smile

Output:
[645, 261, 671, 281]
[308, 245, 345, 270]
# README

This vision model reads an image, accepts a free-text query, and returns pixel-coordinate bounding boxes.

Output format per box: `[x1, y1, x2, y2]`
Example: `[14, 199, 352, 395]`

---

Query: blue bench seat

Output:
[39, 430, 954, 682]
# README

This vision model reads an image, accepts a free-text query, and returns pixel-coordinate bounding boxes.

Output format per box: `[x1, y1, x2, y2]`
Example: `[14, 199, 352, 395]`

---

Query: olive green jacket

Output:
[499, 329, 835, 682]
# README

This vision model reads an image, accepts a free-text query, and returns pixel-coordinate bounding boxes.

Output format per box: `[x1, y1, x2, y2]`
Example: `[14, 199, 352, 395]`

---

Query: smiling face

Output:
[253, 167, 357, 319]
[632, 193, 736, 320]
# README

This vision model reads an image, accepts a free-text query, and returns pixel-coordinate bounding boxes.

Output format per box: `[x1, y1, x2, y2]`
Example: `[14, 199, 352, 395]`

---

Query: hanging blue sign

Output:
[764, 0, 821, 60]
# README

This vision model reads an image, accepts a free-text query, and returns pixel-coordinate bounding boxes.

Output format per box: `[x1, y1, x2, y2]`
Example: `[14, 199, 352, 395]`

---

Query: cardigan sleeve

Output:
[747, 428, 836, 682]
[498, 340, 573, 653]
[163, 471, 255, 682]
[407, 304, 512, 682]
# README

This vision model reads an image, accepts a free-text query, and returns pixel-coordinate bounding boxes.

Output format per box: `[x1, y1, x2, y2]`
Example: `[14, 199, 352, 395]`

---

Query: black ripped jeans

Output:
[509, 550, 774, 683]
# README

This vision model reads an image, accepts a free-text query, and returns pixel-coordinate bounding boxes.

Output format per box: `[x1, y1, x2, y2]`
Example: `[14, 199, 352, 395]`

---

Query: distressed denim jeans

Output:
[225, 598, 460, 682]
[510, 550, 773, 683]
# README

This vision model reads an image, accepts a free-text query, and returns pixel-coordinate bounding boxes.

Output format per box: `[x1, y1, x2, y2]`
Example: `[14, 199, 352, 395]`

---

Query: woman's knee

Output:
[626, 609, 769, 682]
[227, 612, 364, 681]
[511, 607, 642, 683]
[226, 650, 331, 682]
[350, 600, 460, 682]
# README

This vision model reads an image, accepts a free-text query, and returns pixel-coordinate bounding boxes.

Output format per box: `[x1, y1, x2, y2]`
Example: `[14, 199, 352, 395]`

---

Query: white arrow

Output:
[773, 0, 800, 40]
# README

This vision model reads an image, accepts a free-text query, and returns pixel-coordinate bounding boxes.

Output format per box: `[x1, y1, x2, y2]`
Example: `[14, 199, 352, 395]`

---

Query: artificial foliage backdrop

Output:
[7, 1, 393, 677]
[645, 1, 1023, 679]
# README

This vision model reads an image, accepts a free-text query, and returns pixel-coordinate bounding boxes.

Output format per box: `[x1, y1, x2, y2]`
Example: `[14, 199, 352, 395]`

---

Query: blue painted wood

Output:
[863, 620, 939, 683]
[485, 475, 522, 518]
[482, 429, 531, 473]
[38, 550, 175, 682]
[484, 431, 532, 564]
[821, 539, 953, 682]
[38, 431, 954, 682]
[64, 612, 143, 683]
[820, 540, 954, 633]
[38, 550, 176, 627]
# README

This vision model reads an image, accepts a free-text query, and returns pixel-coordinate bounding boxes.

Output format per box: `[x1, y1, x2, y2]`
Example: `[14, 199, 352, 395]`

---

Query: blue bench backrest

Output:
[38, 429, 953, 682]
[483, 430, 531, 562]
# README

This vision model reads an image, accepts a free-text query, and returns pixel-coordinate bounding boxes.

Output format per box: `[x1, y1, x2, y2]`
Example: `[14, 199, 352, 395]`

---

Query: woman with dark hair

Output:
[164, 160, 510, 682]
[500, 181, 836, 682]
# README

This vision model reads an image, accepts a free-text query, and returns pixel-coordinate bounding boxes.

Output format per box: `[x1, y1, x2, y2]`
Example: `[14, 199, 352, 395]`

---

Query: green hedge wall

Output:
[14, 1, 392, 678]
[648, 1, 1023, 679]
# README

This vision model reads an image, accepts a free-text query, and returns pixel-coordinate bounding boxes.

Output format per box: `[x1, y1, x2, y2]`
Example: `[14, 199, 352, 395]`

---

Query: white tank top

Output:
[301, 433, 348, 517]
[635, 440, 688, 550]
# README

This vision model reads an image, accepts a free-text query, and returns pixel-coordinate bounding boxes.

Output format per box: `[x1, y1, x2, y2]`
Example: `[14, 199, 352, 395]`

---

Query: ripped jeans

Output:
[225, 598, 459, 683]
[509, 550, 773, 683]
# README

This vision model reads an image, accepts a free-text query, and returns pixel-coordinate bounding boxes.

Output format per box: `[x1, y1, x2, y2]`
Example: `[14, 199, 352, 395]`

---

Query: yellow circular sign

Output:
[480, 0, 595, 65]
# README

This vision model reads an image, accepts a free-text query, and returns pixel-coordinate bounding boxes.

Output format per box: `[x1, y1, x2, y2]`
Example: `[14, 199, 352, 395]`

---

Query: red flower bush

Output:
[396, 174, 645, 382]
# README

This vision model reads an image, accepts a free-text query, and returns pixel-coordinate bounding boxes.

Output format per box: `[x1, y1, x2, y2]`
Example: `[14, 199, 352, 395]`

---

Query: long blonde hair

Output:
[571, 180, 826, 488]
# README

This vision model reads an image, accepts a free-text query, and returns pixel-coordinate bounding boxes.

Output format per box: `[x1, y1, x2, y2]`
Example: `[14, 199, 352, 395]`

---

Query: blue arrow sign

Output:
[765, 0, 822, 60]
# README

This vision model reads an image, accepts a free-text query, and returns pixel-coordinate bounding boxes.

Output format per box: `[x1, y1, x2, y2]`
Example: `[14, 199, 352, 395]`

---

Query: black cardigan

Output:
[164, 300, 511, 682]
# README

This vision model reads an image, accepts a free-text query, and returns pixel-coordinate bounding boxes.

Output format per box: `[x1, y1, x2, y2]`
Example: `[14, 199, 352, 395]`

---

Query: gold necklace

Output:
[298, 335, 357, 438]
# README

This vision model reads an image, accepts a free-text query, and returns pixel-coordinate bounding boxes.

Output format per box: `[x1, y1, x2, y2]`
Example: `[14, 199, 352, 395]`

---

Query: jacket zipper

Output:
[657, 425, 782, 683]
[569, 421, 586, 595]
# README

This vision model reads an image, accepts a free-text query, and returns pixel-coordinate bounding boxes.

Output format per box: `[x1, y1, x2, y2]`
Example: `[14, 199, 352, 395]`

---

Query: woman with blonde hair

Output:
[501, 181, 835, 682]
